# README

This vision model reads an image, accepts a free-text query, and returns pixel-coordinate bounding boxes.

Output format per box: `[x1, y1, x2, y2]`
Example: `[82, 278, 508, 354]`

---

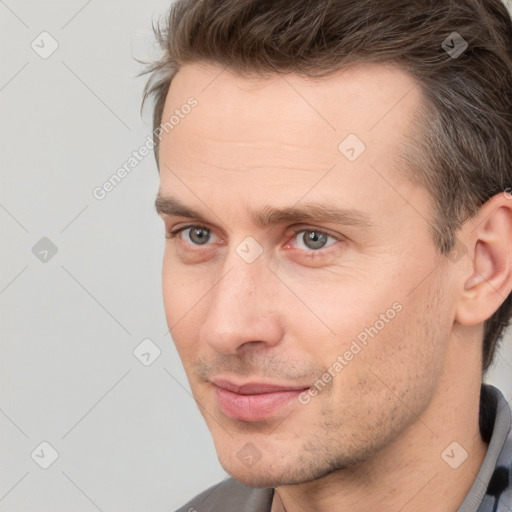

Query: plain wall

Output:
[1, 1, 511, 510]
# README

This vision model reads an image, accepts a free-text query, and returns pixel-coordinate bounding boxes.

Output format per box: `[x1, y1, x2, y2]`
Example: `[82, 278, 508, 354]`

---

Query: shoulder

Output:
[174, 478, 274, 512]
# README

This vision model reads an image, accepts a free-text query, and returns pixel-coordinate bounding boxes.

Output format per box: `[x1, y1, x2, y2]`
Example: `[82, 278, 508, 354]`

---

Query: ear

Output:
[455, 192, 512, 327]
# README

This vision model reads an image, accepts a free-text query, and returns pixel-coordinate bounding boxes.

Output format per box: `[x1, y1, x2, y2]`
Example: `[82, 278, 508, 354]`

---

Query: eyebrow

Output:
[155, 194, 373, 229]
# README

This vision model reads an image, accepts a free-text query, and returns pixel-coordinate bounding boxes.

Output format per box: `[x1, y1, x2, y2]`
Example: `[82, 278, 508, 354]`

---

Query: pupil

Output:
[304, 231, 327, 249]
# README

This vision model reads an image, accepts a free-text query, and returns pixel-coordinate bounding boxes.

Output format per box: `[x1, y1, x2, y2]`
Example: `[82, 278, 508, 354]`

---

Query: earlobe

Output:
[455, 197, 512, 327]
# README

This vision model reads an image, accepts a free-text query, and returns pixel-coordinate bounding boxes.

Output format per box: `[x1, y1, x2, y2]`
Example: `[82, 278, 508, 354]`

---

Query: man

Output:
[142, 0, 512, 510]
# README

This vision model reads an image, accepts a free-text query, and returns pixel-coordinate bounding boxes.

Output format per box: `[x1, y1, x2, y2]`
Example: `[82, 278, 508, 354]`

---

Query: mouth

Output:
[211, 378, 310, 422]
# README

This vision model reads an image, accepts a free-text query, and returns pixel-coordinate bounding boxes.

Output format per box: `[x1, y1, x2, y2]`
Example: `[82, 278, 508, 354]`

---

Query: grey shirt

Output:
[175, 385, 512, 512]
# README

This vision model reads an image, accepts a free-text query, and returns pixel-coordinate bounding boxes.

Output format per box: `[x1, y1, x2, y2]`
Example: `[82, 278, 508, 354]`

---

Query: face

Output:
[157, 63, 458, 487]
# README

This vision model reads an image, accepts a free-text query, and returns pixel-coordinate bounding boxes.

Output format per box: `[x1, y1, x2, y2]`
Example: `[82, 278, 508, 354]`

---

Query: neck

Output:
[272, 338, 487, 512]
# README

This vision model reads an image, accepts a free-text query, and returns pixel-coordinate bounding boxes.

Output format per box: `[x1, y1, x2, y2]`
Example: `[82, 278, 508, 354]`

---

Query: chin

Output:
[217, 450, 340, 489]
[221, 465, 300, 488]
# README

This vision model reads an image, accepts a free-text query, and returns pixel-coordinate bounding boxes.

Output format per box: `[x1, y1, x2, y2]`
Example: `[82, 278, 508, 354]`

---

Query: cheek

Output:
[162, 251, 211, 322]
[340, 287, 450, 406]
[162, 259, 184, 321]
[286, 275, 404, 365]
[309, 279, 449, 403]
[311, 307, 447, 448]
[162, 255, 209, 360]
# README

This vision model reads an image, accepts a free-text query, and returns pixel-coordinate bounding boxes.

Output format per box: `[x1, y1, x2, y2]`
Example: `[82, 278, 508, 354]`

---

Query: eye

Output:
[291, 229, 338, 251]
[169, 225, 214, 245]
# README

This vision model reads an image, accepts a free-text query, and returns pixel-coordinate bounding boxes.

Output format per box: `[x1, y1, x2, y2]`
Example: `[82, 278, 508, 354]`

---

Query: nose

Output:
[199, 250, 284, 355]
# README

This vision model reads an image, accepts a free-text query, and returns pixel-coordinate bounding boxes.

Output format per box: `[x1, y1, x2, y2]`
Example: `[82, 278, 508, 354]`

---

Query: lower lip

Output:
[213, 386, 305, 422]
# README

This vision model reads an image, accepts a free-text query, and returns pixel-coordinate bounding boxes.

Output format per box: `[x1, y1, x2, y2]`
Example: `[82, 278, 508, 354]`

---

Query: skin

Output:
[156, 62, 512, 512]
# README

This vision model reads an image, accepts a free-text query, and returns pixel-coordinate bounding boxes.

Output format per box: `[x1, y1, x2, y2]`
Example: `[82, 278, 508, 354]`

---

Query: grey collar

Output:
[457, 385, 511, 512]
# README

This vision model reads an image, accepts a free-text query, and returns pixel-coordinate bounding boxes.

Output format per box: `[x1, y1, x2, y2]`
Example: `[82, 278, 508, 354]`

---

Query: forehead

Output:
[157, 62, 426, 219]
[159, 61, 422, 167]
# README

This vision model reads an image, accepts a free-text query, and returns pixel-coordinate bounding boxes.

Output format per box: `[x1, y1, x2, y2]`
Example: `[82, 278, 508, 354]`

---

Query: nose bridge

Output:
[200, 247, 282, 353]
[217, 256, 257, 306]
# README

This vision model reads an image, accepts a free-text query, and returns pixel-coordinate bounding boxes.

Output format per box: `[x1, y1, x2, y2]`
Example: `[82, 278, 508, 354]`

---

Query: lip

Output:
[211, 378, 310, 422]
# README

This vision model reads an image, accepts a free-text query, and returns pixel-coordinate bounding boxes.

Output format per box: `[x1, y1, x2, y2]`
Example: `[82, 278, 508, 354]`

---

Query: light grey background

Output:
[1, 1, 511, 511]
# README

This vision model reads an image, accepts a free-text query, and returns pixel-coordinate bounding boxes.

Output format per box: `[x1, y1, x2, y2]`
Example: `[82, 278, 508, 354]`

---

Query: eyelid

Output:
[169, 224, 213, 238]
[167, 223, 345, 253]
[288, 225, 342, 238]
[284, 226, 343, 251]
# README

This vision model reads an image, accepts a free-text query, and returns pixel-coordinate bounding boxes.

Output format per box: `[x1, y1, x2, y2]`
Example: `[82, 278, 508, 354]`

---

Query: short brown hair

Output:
[141, 0, 512, 373]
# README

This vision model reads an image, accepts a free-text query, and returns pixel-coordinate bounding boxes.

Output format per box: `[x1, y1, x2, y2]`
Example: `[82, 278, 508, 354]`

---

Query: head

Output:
[143, 0, 512, 487]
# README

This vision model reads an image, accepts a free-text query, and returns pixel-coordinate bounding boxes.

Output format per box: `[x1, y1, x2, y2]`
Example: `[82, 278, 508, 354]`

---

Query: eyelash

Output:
[167, 225, 343, 255]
